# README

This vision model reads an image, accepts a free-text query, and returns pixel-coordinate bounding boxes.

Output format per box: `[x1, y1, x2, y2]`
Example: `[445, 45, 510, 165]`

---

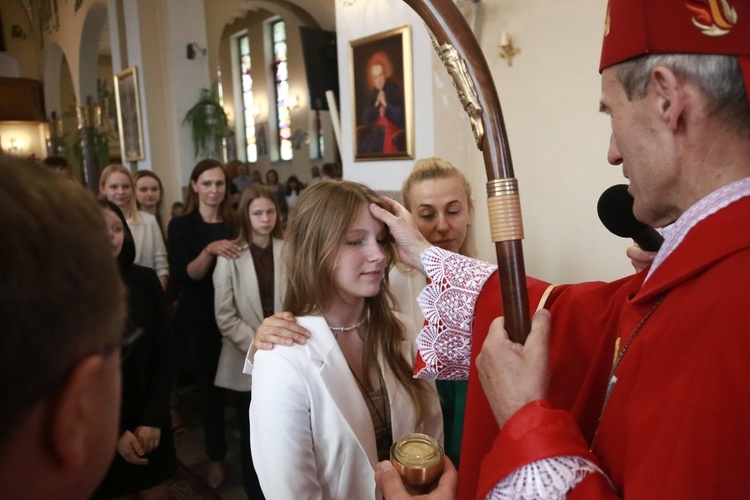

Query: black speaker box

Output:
[299, 27, 339, 111]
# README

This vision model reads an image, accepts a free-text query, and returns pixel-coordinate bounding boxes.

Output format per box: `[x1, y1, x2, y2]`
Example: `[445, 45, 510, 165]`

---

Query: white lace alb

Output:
[414, 247, 496, 379]
[486, 456, 603, 500]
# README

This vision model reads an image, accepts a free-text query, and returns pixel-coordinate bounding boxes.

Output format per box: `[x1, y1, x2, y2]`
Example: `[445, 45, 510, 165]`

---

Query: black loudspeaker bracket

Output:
[186, 43, 207, 60]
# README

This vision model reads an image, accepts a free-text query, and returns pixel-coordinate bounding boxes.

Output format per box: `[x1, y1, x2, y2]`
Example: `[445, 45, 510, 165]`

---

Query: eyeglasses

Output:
[108, 326, 144, 363]
[21, 326, 144, 410]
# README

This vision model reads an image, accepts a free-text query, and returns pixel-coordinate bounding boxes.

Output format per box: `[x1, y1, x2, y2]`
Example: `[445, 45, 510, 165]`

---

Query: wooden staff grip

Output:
[403, 0, 530, 343]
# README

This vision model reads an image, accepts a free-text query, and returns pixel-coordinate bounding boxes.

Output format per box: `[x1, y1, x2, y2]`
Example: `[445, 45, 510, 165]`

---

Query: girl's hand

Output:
[134, 426, 161, 453]
[116, 430, 148, 465]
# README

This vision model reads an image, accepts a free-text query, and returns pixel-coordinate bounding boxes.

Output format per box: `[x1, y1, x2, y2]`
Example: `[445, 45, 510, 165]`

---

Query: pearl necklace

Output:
[329, 318, 365, 336]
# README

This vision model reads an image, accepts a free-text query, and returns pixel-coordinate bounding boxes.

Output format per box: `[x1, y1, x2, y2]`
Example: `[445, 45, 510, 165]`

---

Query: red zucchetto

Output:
[600, 0, 749, 93]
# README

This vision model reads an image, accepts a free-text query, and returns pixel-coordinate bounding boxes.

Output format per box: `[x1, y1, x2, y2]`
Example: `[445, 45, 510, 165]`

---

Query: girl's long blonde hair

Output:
[283, 180, 432, 424]
[100, 163, 141, 224]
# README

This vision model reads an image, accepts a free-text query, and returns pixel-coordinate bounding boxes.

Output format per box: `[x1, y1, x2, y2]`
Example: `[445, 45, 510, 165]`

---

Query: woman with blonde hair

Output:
[393, 157, 474, 469]
[249, 180, 442, 499]
[100, 164, 169, 289]
[212, 185, 285, 498]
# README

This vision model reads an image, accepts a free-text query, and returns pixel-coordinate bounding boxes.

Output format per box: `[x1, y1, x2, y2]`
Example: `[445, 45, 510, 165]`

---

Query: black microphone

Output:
[597, 184, 664, 252]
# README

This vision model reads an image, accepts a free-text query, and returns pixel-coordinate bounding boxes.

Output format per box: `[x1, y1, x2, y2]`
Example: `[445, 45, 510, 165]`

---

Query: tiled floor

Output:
[172, 381, 248, 500]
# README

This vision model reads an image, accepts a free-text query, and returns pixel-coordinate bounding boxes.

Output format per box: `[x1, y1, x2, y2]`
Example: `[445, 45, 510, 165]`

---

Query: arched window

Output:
[271, 19, 292, 161]
[237, 33, 257, 162]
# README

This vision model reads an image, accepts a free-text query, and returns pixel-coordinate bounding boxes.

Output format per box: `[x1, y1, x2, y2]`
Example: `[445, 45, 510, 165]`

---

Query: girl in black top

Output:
[92, 201, 176, 499]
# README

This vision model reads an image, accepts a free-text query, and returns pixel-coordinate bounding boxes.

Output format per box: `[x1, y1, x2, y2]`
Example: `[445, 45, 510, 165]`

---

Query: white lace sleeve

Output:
[414, 246, 496, 379]
[486, 456, 603, 500]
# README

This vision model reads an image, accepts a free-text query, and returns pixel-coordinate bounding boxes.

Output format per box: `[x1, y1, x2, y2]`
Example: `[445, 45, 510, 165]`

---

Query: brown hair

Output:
[283, 180, 432, 424]
[133, 169, 164, 213]
[401, 157, 475, 257]
[183, 159, 238, 229]
[236, 184, 283, 246]
[0, 157, 126, 447]
[224, 159, 243, 180]
[100, 163, 141, 224]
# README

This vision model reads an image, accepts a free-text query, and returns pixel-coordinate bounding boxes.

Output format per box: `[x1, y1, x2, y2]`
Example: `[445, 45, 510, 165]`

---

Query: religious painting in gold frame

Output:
[350, 25, 414, 161]
[114, 66, 145, 161]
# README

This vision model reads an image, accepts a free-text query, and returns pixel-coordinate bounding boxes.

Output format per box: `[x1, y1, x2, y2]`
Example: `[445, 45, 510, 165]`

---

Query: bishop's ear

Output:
[650, 66, 688, 131]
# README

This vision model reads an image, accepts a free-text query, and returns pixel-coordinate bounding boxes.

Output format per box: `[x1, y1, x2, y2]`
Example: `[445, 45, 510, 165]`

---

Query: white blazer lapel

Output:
[240, 250, 264, 321]
[298, 316, 379, 468]
[272, 239, 285, 311]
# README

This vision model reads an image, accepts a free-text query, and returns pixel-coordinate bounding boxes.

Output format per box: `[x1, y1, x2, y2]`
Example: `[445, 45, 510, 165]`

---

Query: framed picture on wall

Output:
[350, 25, 414, 161]
[114, 66, 145, 161]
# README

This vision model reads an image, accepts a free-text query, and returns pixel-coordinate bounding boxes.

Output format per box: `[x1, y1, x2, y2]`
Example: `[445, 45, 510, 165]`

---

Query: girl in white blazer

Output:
[99, 164, 169, 290]
[213, 185, 286, 499]
[250, 181, 442, 499]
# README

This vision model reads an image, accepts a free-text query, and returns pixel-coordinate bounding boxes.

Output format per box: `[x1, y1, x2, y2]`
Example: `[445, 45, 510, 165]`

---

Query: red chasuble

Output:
[461, 196, 750, 499]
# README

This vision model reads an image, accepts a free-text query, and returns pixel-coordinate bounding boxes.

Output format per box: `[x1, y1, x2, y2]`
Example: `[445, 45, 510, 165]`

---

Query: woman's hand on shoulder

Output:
[249, 311, 312, 362]
[206, 239, 242, 259]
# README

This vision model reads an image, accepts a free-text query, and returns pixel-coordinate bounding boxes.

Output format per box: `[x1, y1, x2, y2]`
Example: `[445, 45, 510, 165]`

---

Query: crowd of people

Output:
[29, 156, 347, 498]
[4, 1, 750, 498]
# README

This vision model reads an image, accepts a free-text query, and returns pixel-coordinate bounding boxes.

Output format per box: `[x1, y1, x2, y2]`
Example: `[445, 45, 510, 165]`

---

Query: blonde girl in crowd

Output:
[100, 164, 169, 290]
[255, 158, 473, 468]
[134, 170, 166, 239]
[212, 185, 286, 499]
[249, 180, 442, 499]
[167, 159, 239, 488]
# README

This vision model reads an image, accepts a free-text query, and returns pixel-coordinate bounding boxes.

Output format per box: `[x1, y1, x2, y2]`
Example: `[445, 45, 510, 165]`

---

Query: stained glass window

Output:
[238, 34, 257, 162]
[272, 20, 292, 161]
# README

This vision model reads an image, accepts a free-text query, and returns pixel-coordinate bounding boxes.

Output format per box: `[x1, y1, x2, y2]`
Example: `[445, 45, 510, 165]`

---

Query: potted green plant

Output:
[183, 83, 229, 159]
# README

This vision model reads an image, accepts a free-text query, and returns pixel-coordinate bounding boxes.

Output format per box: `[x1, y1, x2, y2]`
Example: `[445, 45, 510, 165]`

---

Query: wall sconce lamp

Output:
[498, 31, 521, 67]
[186, 42, 207, 60]
[11, 24, 27, 39]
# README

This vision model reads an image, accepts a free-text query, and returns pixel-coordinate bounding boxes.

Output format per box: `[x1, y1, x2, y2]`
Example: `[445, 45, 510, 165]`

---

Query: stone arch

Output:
[224, 0, 324, 30]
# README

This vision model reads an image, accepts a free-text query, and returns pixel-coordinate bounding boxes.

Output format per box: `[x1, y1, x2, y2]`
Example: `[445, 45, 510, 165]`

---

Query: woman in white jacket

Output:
[249, 180, 442, 499]
[213, 185, 285, 498]
[100, 164, 169, 290]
